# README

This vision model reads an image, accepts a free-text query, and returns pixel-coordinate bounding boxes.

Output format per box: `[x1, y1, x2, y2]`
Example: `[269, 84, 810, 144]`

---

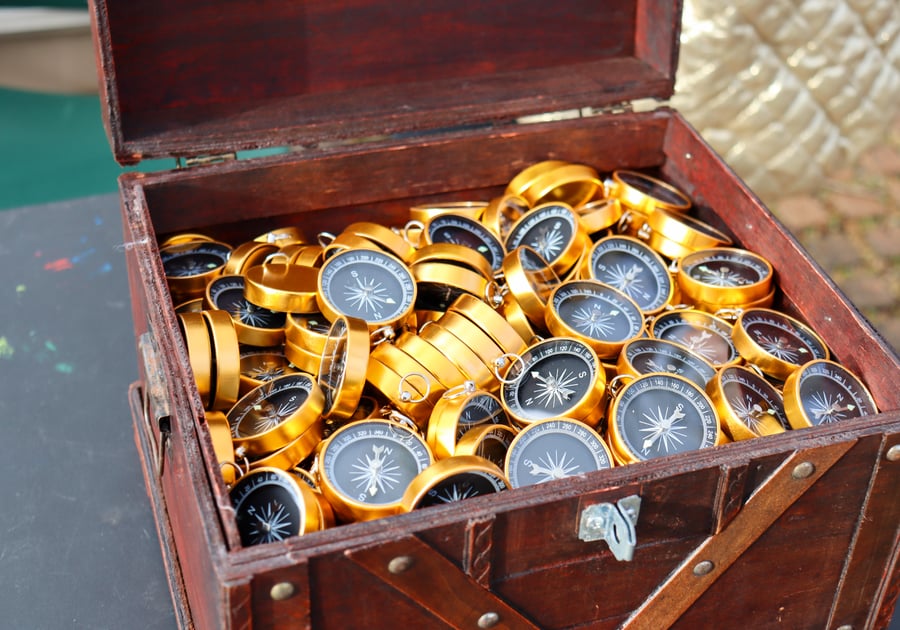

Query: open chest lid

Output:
[89, 0, 682, 165]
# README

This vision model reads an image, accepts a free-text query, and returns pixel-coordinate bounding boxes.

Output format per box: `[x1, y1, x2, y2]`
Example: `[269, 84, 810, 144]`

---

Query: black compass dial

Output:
[161, 241, 231, 278]
[427, 214, 505, 271]
[505, 419, 612, 488]
[502, 338, 598, 422]
[457, 393, 508, 437]
[793, 361, 877, 426]
[614, 374, 718, 461]
[652, 312, 737, 366]
[231, 469, 306, 546]
[553, 281, 643, 342]
[588, 237, 672, 313]
[718, 366, 788, 431]
[682, 249, 770, 287]
[412, 470, 508, 509]
[209, 276, 286, 329]
[227, 374, 313, 438]
[622, 338, 716, 388]
[318, 249, 415, 325]
[740, 310, 828, 366]
[505, 204, 577, 265]
[321, 421, 432, 507]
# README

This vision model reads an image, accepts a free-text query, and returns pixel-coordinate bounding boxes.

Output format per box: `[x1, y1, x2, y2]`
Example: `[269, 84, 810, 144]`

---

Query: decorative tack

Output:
[791, 462, 815, 479]
[388, 555, 414, 574]
[477, 612, 500, 628]
[693, 560, 714, 576]
[270, 582, 295, 601]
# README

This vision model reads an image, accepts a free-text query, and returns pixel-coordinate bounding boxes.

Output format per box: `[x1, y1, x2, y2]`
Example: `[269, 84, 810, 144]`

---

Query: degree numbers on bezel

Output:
[505, 203, 578, 266]
[587, 236, 673, 314]
[549, 280, 644, 346]
[651, 310, 739, 367]
[620, 338, 716, 388]
[610, 373, 719, 462]
[504, 418, 613, 489]
[317, 249, 416, 326]
[736, 309, 828, 368]
[426, 214, 506, 272]
[785, 360, 877, 429]
[319, 420, 433, 508]
[501, 338, 601, 423]
[680, 248, 772, 289]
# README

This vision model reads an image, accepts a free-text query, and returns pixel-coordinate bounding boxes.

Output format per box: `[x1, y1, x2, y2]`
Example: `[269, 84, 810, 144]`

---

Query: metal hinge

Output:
[175, 152, 237, 169]
[578, 494, 642, 561]
[515, 98, 664, 126]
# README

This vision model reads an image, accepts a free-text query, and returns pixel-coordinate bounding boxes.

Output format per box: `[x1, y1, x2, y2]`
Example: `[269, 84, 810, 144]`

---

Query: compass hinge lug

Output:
[578, 494, 641, 561]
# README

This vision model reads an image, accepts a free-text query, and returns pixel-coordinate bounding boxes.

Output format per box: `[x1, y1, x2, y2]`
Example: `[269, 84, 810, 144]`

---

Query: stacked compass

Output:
[159, 160, 878, 547]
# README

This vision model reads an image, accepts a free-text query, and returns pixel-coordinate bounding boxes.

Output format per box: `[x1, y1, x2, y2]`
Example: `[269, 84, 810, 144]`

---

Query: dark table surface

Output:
[2, 193, 898, 629]
[1, 193, 175, 629]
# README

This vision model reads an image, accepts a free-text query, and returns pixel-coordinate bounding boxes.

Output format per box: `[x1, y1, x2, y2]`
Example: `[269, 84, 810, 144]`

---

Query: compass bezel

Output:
[607, 372, 722, 464]
[317, 419, 434, 522]
[500, 336, 605, 428]
[783, 359, 878, 430]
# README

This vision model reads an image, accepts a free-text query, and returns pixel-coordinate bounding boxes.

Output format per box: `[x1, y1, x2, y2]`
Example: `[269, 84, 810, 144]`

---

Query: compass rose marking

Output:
[532, 368, 579, 408]
[350, 444, 402, 497]
[524, 449, 580, 483]
[247, 501, 292, 544]
[343, 274, 392, 314]
[639, 403, 688, 454]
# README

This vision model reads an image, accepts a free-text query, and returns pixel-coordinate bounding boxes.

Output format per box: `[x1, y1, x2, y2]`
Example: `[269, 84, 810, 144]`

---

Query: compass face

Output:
[227, 374, 314, 438]
[622, 338, 716, 388]
[588, 237, 672, 313]
[318, 249, 416, 326]
[161, 241, 231, 278]
[502, 338, 599, 422]
[239, 350, 295, 384]
[208, 276, 286, 329]
[505, 418, 612, 488]
[411, 470, 508, 509]
[794, 361, 877, 426]
[613, 374, 718, 461]
[457, 393, 508, 437]
[505, 204, 578, 265]
[718, 366, 788, 432]
[552, 281, 643, 343]
[652, 312, 737, 366]
[616, 171, 688, 208]
[740, 310, 828, 367]
[321, 421, 432, 507]
[427, 214, 505, 271]
[681, 249, 770, 288]
[231, 469, 306, 546]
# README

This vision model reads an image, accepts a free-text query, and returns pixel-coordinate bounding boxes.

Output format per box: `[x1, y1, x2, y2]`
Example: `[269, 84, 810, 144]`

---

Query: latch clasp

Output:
[578, 495, 641, 561]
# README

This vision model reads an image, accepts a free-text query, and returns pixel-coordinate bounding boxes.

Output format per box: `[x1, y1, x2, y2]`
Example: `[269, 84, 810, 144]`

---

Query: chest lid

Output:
[90, 0, 682, 165]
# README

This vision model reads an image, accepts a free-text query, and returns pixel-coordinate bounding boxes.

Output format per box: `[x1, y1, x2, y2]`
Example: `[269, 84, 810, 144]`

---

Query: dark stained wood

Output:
[347, 536, 540, 628]
[101, 0, 900, 625]
[829, 431, 900, 629]
[90, 0, 681, 163]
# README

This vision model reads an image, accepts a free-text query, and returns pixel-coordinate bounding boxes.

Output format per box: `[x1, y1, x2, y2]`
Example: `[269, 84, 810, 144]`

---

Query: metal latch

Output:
[578, 495, 642, 561]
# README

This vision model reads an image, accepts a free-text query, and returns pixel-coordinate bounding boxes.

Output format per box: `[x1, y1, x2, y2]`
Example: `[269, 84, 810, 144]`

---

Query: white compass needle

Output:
[641, 404, 686, 453]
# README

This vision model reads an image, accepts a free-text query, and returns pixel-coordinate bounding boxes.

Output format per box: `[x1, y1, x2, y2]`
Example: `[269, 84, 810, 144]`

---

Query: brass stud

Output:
[270, 582, 295, 601]
[693, 560, 714, 576]
[477, 612, 500, 628]
[791, 462, 815, 479]
[836, 625, 853, 630]
[388, 555, 414, 574]
[886, 445, 900, 462]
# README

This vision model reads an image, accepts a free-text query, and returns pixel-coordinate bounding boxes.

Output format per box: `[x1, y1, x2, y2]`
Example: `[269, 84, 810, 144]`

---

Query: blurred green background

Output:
[1, 0, 171, 210]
